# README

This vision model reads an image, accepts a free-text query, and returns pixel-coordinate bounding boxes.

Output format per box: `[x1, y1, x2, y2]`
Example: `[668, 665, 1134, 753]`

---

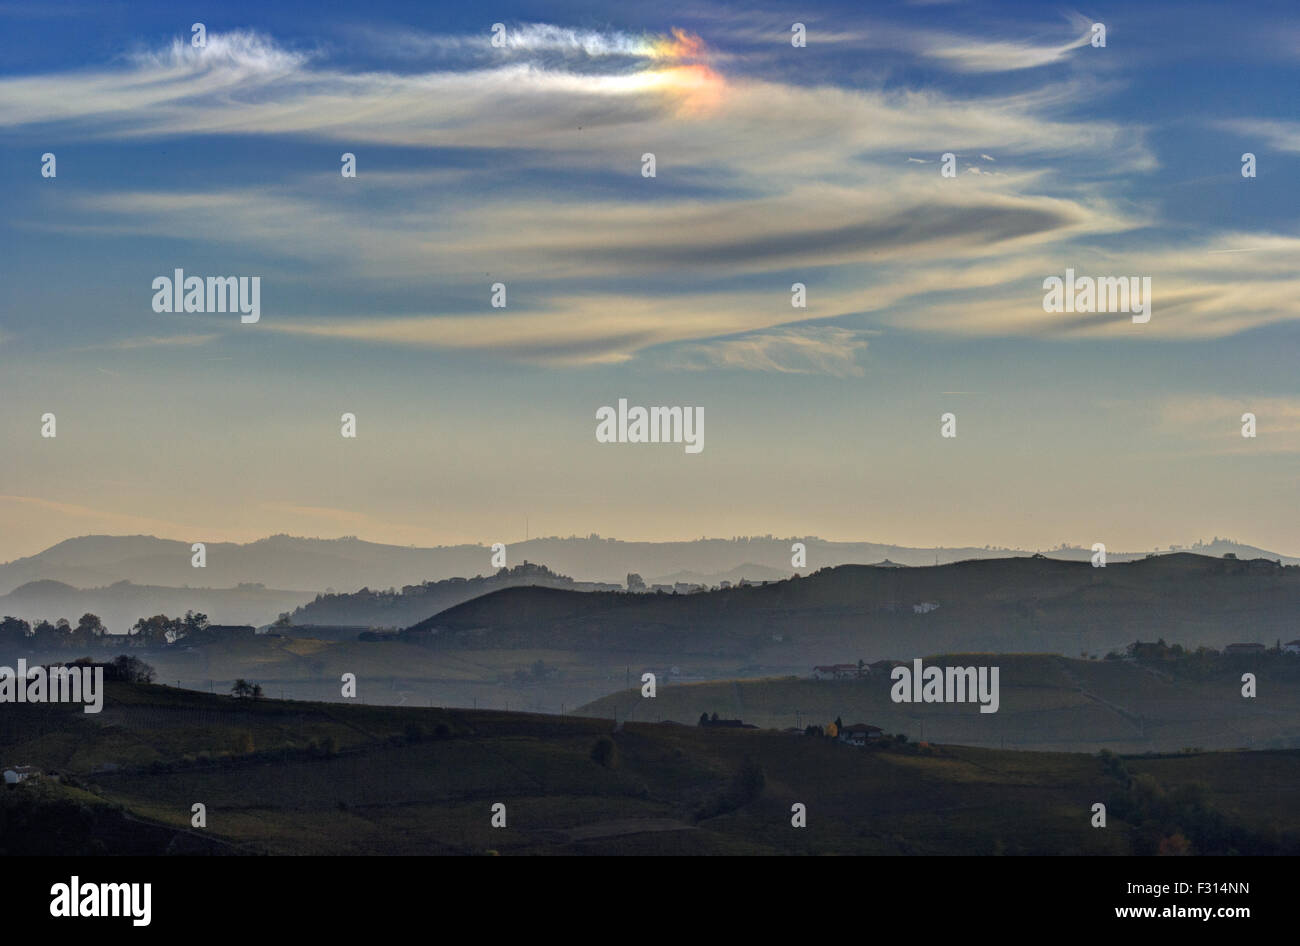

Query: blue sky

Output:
[0, 0, 1297, 560]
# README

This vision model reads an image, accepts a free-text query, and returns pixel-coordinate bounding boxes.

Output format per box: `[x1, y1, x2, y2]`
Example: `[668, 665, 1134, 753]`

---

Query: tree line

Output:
[0, 610, 214, 650]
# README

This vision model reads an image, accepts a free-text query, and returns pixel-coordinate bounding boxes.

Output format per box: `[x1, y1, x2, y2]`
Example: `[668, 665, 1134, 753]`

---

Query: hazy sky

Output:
[1, 0, 1298, 561]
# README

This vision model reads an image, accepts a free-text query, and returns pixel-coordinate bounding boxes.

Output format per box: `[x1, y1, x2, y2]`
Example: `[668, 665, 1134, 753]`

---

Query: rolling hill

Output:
[578, 652, 1300, 754]
[3, 681, 1297, 856]
[405, 553, 1300, 660]
[285, 562, 620, 628]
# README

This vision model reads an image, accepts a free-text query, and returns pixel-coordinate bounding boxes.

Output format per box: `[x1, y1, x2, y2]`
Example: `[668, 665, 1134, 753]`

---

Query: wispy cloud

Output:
[0, 494, 189, 535]
[1218, 118, 1300, 153]
[670, 326, 870, 376]
[693, 10, 1098, 74]
[77, 334, 220, 351]
[351, 22, 707, 63]
[919, 21, 1095, 73]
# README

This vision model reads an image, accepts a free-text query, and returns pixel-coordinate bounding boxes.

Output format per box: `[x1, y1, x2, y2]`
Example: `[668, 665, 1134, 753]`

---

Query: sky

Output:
[0, 0, 1298, 561]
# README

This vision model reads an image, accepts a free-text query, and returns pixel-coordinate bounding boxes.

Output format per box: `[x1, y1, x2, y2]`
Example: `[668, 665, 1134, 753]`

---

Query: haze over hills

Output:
[0, 579, 310, 636]
[5, 554, 1295, 754]
[1, 532, 1292, 599]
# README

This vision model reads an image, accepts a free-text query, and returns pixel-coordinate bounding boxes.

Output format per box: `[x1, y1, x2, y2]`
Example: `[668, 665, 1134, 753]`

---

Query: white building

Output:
[3, 765, 40, 784]
[838, 724, 883, 746]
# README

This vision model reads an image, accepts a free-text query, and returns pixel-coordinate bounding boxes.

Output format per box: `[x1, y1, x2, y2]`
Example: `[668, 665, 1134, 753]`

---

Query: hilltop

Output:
[285, 562, 620, 629]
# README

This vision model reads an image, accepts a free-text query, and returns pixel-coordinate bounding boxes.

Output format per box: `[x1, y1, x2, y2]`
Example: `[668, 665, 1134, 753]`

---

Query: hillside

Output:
[578, 652, 1300, 754]
[2, 682, 1296, 855]
[286, 562, 620, 628]
[406, 553, 1300, 659]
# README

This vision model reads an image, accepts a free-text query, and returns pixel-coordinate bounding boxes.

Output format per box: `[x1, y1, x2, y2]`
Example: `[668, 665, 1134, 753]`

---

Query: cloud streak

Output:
[670, 327, 869, 376]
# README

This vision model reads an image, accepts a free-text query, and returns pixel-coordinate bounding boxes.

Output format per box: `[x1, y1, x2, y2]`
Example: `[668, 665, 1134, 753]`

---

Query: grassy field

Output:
[1, 681, 1296, 855]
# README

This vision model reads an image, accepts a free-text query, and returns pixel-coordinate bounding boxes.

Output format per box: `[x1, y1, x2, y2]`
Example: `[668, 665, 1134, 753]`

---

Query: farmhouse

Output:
[1224, 643, 1266, 656]
[812, 664, 863, 680]
[3, 764, 41, 784]
[698, 713, 756, 729]
[1283, 640, 1300, 655]
[838, 724, 884, 747]
[266, 624, 364, 641]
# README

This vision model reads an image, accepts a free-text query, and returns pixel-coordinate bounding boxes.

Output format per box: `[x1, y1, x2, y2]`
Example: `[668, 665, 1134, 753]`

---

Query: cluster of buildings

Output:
[783, 721, 886, 747]
[1225, 641, 1300, 655]
[812, 664, 865, 680]
[836, 723, 885, 746]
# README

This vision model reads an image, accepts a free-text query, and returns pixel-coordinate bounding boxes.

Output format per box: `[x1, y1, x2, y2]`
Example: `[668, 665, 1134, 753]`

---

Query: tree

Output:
[30, 619, 60, 648]
[131, 614, 182, 647]
[835, 716, 843, 731]
[699, 712, 710, 727]
[110, 654, 156, 684]
[75, 613, 107, 642]
[251, 683, 264, 700]
[273, 613, 292, 627]
[626, 573, 646, 592]
[0, 616, 30, 645]
[182, 610, 209, 637]
[231, 679, 254, 698]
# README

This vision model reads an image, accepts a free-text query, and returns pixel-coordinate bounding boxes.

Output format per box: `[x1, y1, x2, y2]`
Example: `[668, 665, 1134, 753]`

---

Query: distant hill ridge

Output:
[403, 553, 1299, 658]
[0, 577, 308, 636]
[1, 533, 1291, 596]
